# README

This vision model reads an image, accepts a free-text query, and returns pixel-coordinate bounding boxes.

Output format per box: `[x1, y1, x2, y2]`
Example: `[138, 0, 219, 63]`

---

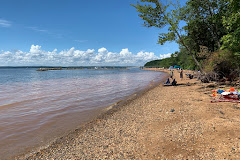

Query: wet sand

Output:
[18, 69, 240, 159]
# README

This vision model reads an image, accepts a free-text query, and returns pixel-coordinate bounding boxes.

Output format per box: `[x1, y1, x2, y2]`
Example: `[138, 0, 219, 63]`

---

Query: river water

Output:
[0, 67, 165, 159]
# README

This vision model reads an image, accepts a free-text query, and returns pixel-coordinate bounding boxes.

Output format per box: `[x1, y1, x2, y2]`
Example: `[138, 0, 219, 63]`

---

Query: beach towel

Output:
[211, 93, 240, 103]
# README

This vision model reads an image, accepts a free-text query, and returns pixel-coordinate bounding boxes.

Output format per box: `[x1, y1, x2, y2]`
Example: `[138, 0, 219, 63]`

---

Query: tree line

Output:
[132, 0, 240, 82]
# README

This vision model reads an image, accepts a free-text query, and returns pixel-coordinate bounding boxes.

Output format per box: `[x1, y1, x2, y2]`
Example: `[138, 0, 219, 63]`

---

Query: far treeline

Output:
[132, 0, 240, 82]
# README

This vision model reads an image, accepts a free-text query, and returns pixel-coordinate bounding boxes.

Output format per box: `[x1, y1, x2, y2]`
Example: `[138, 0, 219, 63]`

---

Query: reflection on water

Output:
[0, 68, 164, 159]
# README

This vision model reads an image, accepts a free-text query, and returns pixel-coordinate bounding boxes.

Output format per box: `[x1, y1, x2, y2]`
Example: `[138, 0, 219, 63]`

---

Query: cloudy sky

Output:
[0, 0, 186, 66]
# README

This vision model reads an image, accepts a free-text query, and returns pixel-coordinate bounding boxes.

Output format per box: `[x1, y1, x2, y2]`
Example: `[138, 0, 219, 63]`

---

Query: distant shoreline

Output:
[36, 66, 129, 71]
[0, 66, 136, 68]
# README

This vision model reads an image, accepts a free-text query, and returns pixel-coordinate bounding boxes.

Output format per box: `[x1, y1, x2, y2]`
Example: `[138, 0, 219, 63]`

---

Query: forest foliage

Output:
[133, 0, 240, 82]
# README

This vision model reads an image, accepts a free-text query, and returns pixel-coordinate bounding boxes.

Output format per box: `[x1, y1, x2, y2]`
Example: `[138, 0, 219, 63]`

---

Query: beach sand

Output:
[19, 69, 240, 159]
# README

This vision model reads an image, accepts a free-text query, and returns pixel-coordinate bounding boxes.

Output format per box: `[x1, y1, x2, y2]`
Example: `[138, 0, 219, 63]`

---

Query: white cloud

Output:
[0, 45, 171, 66]
[98, 47, 108, 54]
[27, 27, 48, 33]
[30, 44, 41, 54]
[0, 19, 11, 27]
[159, 53, 172, 59]
[120, 48, 132, 56]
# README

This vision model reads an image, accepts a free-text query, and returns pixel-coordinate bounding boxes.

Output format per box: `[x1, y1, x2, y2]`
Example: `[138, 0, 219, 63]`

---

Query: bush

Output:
[202, 50, 239, 82]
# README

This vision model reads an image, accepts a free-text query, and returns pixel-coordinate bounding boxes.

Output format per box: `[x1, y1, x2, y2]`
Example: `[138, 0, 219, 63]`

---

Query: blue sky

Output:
[0, 0, 187, 66]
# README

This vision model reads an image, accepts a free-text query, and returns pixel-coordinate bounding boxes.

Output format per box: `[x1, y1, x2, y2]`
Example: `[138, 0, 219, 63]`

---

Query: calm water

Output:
[0, 67, 165, 159]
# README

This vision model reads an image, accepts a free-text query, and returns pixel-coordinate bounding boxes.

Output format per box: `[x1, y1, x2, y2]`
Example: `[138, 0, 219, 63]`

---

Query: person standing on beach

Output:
[180, 69, 183, 80]
[170, 70, 173, 79]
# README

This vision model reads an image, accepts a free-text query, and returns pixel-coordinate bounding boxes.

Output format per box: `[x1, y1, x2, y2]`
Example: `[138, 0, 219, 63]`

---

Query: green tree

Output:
[183, 0, 228, 50]
[179, 0, 229, 75]
[221, 0, 240, 55]
[144, 49, 195, 70]
[132, 0, 205, 73]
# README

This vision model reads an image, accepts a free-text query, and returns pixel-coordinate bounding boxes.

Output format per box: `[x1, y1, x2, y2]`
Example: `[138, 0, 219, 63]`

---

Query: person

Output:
[180, 69, 183, 80]
[189, 74, 193, 79]
[165, 78, 170, 85]
[170, 70, 173, 79]
[172, 78, 177, 86]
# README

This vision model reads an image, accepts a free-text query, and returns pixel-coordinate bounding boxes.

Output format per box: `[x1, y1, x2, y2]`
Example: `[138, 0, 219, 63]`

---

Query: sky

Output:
[0, 0, 187, 66]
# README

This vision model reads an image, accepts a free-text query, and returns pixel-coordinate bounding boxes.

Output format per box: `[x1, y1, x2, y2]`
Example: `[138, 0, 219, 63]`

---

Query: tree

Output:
[182, 0, 228, 54]
[144, 49, 195, 70]
[132, 0, 205, 73]
[221, 0, 240, 55]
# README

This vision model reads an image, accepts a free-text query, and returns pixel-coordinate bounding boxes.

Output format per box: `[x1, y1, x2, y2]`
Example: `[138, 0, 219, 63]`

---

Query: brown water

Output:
[0, 68, 165, 159]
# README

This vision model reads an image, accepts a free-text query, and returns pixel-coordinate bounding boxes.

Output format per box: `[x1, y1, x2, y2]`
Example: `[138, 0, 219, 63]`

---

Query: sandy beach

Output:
[18, 68, 240, 159]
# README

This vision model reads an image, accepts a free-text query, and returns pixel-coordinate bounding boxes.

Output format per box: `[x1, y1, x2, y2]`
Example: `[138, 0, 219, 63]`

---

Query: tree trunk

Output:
[191, 52, 205, 74]
[174, 28, 206, 74]
[208, 3, 221, 49]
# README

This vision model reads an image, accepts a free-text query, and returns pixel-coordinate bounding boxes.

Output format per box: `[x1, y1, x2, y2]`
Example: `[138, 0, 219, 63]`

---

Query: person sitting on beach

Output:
[172, 79, 177, 86]
[165, 78, 170, 85]
[188, 74, 193, 79]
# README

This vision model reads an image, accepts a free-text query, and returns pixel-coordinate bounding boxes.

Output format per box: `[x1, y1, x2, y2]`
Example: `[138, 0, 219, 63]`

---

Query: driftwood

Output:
[199, 72, 219, 83]
[199, 70, 240, 84]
